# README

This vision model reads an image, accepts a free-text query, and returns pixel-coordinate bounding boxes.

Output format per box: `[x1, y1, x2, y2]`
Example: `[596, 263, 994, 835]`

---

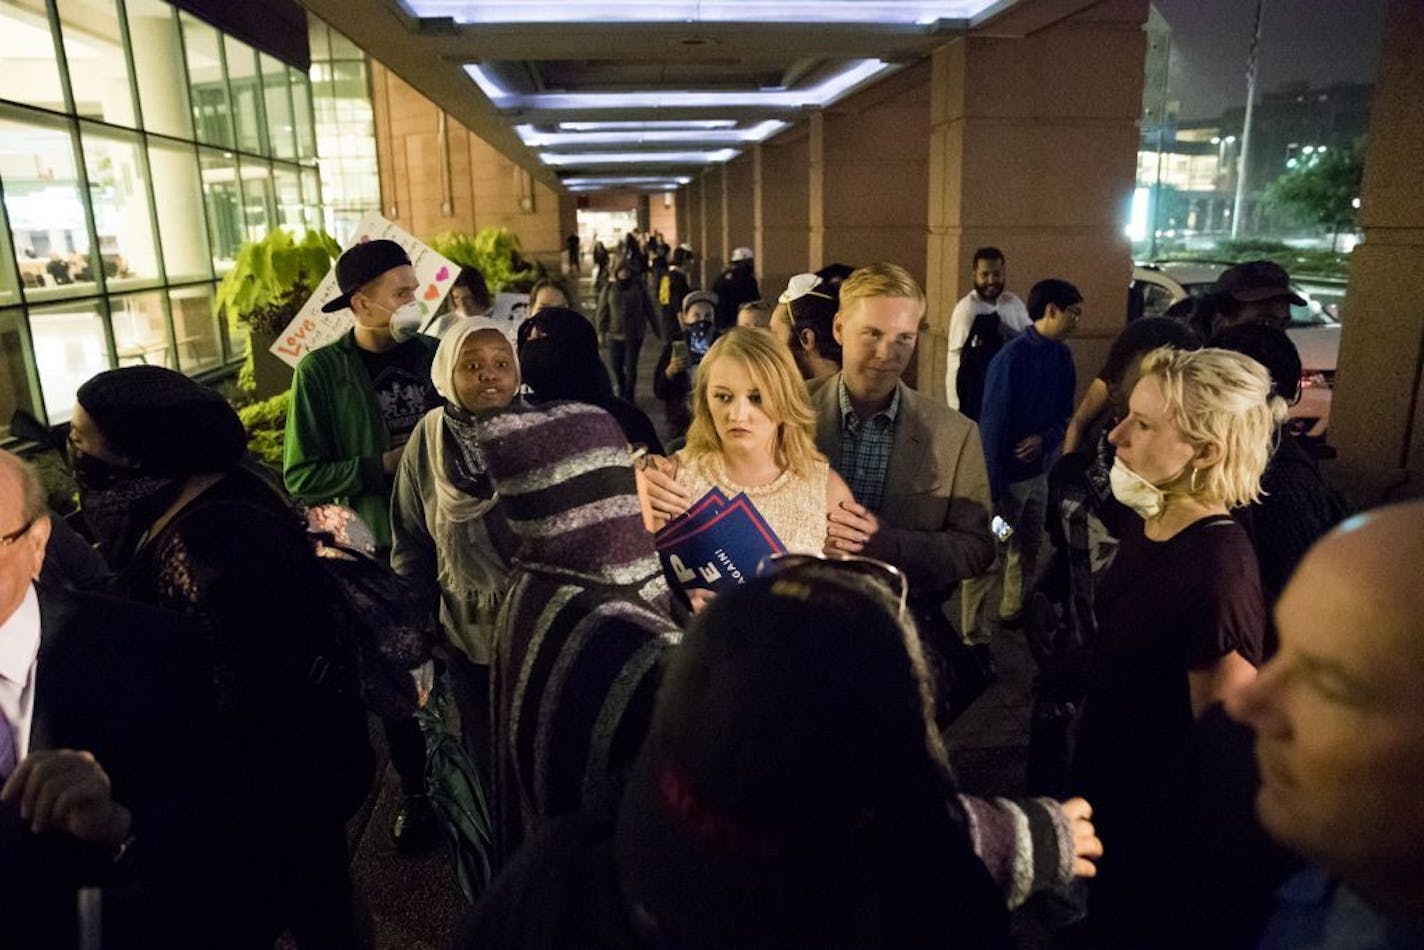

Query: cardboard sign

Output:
[271, 212, 462, 367]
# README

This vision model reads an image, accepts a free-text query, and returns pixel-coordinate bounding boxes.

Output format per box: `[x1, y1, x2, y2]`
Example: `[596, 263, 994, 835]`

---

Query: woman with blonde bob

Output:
[1071, 345, 1286, 921]
[649, 326, 854, 554]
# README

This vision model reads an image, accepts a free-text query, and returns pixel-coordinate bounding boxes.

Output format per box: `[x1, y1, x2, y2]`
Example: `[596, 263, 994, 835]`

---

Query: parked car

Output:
[1130, 262, 1339, 440]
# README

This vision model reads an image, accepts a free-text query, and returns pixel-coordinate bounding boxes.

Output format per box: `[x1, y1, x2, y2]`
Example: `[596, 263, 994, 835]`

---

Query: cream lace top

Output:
[674, 451, 830, 555]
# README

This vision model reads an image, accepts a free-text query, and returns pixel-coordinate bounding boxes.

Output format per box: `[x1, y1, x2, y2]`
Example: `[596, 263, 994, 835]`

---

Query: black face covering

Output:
[685, 320, 716, 360]
[71, 447, 184, 566]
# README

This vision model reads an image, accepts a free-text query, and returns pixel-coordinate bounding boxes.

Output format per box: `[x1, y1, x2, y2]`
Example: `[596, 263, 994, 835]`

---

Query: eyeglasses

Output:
[1065, 305, 1083, 321]
[0, 520, 34, 548]
[756, 551, 908, 621]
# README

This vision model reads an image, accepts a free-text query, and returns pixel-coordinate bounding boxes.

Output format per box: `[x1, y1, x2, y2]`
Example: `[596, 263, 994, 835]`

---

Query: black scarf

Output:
[441, 403, 493, 499]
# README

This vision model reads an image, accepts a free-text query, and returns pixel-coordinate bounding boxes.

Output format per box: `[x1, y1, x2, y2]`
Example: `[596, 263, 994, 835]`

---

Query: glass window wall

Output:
[0, 0, 328, 428]
[0, 0, 67, 113]
[79, 123, 162, 289]
[169, 284, 221, 372]
[238, 157, 272, 243]
[261, 52, 297, 160]
[125, 0, 192, 139]
[110, 290, 172, 368]
[0, 309, 40, 434]
[148, 138, 211, 282]
[224, 36, 265, 156]
[28, 297, 106, 422]
[181, 13, 234, 150]
[56, 0, 137, 128]
[0, 109, 100, 303]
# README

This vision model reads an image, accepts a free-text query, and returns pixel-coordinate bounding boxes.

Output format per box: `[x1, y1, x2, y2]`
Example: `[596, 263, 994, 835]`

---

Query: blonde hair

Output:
[1138, 346, 1290, 508]
[684, 327, 826, 478]
[837, 262, 926, 315]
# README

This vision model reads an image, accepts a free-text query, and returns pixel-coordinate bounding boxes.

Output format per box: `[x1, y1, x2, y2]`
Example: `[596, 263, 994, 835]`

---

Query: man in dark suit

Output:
[805, 263, 995, 715]
[0, 451, 251, 947]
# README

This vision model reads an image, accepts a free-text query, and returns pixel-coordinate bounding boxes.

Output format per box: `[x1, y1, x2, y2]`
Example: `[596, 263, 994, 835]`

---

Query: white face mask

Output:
[1109, 456, 1169, 520]
[377, 301, 425, 343]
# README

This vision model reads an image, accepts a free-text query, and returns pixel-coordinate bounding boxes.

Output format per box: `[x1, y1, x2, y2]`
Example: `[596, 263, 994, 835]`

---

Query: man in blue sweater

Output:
[962, 279, 1080, 670]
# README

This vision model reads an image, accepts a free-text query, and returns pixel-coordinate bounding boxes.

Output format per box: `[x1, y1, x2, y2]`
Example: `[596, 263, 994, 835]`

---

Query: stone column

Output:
[702, 166, 725, 288]
[924, 1, 1149, 401]
[1330, 0, 1424, 500]
[723, 152, 755, 265]
[683, 179, 703, 287]
[755, 132, 811, 305]
[816, 62, 931, 281]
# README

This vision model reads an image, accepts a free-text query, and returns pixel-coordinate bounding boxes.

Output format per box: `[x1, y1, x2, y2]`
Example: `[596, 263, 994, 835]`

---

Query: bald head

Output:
[0, 450, 51, 625]
[1295, 502, 1424, 664]
[1228, 500, 1424, 910]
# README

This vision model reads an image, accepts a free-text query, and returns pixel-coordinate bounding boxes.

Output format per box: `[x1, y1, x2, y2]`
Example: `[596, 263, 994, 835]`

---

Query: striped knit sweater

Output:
[477, 402, 682, 863]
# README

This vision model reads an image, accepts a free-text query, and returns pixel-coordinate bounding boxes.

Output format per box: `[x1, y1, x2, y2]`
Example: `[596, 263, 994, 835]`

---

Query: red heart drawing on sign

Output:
[435, 266, 450, 281]
[424, 284, 439, 300]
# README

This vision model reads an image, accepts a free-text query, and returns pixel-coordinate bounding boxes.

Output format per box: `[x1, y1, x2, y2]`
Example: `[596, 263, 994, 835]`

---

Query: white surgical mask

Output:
[376, 301, 425, 342]
[1109, 456, 1169, 520]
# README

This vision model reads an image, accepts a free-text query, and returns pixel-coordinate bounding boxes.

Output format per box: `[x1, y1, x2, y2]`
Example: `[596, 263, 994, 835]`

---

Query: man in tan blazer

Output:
[809, 263, 994, 594]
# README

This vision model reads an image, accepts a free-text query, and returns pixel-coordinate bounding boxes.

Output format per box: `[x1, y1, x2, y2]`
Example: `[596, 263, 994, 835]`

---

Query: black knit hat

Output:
[75, 366, 247, 476]
[1216, 260, 1305, 306]
[321, 238, 412, 313]
[614, 567, 1004, 947]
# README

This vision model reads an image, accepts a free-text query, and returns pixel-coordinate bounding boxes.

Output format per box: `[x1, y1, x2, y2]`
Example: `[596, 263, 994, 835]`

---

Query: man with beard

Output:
[944, 247, 1030, 419]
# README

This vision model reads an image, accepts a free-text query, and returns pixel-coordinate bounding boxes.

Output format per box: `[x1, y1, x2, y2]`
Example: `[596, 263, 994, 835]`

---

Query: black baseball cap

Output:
[321, 239, 413, 313]
[1216, 260, 1306, 305]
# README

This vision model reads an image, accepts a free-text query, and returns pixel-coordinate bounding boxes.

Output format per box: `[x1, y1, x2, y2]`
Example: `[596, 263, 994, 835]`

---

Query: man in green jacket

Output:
[282, 238, 441, 849]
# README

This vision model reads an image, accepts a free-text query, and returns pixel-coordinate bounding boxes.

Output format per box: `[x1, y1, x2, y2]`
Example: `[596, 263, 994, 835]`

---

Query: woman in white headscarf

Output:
[391, 319, 521, 774]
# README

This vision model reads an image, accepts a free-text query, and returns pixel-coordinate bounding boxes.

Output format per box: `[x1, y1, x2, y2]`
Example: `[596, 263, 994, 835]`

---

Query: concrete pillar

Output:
[755, 133, 811, 305]
[808, 112, 826, 270]
[636, 195, 652, 233]
[924, 1, 1148, 402]
[674, 188, 689, 248]
[723, 152, 755, 270]
[817, 62, 932, 282]
[702, 166, 724, 288]
[1330, 0, 1424, 501]
[683, 179, 703, 287]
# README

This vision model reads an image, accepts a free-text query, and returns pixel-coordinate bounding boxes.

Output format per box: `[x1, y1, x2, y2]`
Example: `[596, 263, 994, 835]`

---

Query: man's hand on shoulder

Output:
[2, 749, 134, 850]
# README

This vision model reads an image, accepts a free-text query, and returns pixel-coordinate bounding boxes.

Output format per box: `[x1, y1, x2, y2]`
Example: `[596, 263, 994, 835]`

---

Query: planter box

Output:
[248, 326, 296, 399]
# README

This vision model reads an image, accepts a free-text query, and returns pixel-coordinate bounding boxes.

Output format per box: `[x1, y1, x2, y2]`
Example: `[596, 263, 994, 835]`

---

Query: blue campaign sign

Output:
[655, 491, 785, 594]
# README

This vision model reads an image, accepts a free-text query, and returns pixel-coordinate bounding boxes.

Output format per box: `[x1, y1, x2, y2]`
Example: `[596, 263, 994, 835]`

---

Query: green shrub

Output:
[429, 227, 538, 292]
[237, 390, 290, 469]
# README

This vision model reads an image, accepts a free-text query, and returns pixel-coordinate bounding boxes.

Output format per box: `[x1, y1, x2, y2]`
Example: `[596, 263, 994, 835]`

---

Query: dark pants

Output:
[445, 648, 492, 784]
[606, 336, 645, 401]
[383, 714, 427, 797]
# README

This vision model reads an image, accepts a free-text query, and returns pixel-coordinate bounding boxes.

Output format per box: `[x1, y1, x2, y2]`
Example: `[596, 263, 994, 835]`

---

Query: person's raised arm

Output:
[1062, 377, 1109, 455]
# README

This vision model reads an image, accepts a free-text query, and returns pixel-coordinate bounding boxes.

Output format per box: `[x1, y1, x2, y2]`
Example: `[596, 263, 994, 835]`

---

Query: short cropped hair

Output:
[4, 452, 47, 523]
[1026, 278, 1083, 322]
[1138, 346, 1290, 509]
[838, 263, 925, 315]
[972, 247, 1004, 267]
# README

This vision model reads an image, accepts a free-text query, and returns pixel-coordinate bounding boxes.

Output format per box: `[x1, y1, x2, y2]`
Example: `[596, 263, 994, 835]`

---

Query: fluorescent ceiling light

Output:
[465, 64, 508, 100]
[407, 1, 997, 25]
[558, 120, 738, 131]
[541, 149, 740, 166]
[517, 120, 788, 147]
[563, 176, 694, 186]
[466, 59, 891, 110]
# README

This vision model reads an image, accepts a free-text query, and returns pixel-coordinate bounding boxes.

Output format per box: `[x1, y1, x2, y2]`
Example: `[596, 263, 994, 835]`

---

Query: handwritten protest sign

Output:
[270, 212, 461, 367]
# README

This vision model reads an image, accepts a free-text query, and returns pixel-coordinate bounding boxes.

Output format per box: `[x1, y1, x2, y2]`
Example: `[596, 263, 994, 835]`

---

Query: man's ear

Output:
[832, 311, 845, 347]
[797, 327, 817, 353]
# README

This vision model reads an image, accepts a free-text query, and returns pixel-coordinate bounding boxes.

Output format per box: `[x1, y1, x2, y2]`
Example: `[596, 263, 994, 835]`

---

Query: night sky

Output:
[1155, 0, 1389, 120]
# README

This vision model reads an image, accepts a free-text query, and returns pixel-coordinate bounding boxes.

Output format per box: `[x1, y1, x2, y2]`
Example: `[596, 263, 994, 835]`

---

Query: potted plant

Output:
[215, 229, 342, 399]
[429, 227, 540, 293]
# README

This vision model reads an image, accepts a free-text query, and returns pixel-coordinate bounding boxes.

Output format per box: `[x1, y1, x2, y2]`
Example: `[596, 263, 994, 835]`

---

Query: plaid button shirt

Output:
[836, 376, 900, 513]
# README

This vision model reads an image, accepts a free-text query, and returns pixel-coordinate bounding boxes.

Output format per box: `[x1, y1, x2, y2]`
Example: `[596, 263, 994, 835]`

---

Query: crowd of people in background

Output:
[3, 225, 1421, 950]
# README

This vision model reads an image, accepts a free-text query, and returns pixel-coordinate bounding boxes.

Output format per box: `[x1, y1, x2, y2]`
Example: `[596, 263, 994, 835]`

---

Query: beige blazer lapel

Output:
[883, 385, 931, 504]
